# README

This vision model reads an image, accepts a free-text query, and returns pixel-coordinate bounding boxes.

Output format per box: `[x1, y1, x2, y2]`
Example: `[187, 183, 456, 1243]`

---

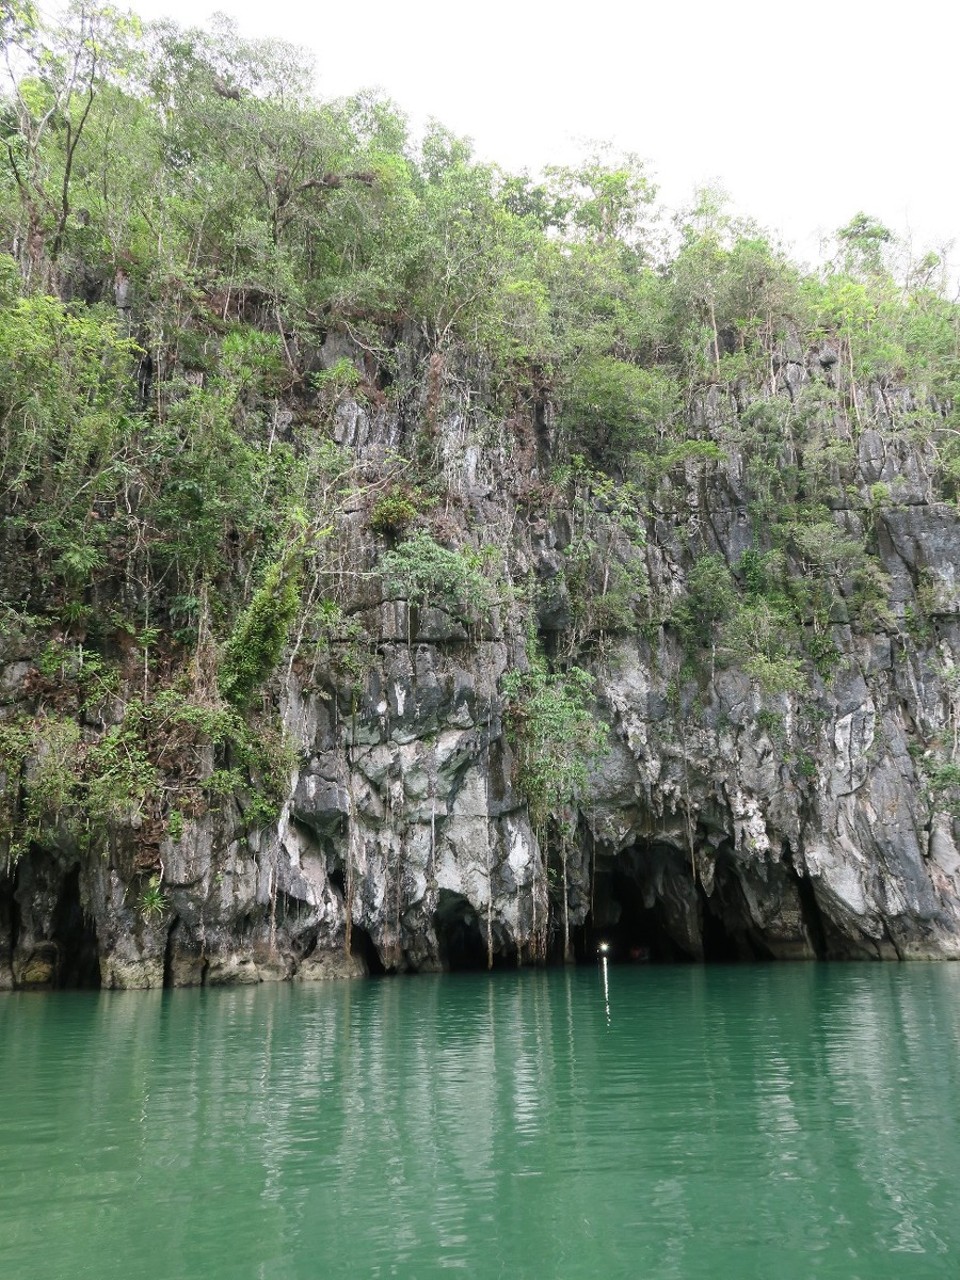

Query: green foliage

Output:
[558, 357, 678, 467]
[138, 874, 169, 921]
[304, 599, 372, 702]
[0, 717, 33, 863]
[653, 439, 723, 475]
[756, 709, 785, 741]
[0, 681, 296, 863]
[225, 718, 296, 829]
[835, 213, 894, 279]
[84, 719, 159, 826]
[795, 754, 817, 779]
[542, 147, 657, 248]
[665, 193, 806, 379]
[929, 760, 960, 790]
[739, 548, 769, 596]
[869, 482, 891, 508]
[564, 547, 638, 639]
[381, 532, 495, 623]
[312, 358, 363, 405]
[369, 486, 420, 537]
[546, 458, 648, 650]
[920, 751, 960, 816]
[673, 555, 737, 650]
[502, 646, 606, 832]
[219, 557, 302, 707]
[0, 294, 138, 582]
[0, 705, 155, 857]
[23, 713, 83, 834]
[673, 552, 810, 695]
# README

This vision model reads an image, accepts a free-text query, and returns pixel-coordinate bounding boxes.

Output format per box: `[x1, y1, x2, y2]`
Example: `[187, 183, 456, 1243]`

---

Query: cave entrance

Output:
[701, 889, 759, 962]
[350, 925, 386, 976]
[0, 870, 14, 980]
[580, 856, 697, 963]
[611, 862, 697, 962]
[435, 890, 488, 972]
[51, 864, 101, 989]
[582, 841, 772, 966]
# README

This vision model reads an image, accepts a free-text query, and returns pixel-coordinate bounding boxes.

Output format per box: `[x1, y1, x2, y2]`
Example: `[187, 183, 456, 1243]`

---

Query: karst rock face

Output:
[4, 350, 960, 990]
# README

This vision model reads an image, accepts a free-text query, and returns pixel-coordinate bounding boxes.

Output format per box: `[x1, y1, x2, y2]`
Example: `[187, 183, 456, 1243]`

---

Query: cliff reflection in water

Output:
[2, 964, 959, 1279]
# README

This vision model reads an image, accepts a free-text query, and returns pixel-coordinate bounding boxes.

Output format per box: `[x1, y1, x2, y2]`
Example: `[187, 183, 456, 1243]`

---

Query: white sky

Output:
[131, 0, 959, 277]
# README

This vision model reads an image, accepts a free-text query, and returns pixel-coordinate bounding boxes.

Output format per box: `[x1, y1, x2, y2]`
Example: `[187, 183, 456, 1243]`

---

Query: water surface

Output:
[2, 964, 958, 1278]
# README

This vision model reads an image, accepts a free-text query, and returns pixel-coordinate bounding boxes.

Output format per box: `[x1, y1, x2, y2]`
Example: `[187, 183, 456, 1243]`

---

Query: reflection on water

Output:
[2, 964, 959, 1279]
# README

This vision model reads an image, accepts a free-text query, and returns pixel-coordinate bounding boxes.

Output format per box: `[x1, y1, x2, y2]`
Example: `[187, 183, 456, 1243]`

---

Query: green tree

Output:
[2, 1, 142, 279]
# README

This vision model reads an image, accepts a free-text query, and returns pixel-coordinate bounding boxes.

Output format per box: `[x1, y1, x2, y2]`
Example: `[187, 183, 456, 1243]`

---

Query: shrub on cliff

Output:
[218, 559, 301, 708]
[381, 532, 495, 625]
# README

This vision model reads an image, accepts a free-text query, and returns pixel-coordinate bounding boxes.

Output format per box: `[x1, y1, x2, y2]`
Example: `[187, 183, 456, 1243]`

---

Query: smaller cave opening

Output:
[487, 931, 518, 970]
[51, 864, 101, 989]
[434, 890, 488, 971]
[0, 871, 16, 969]
[136, 351, 154, 408]
[161, 921, 200, 988]
[350, 925, 386, 976]
[701, 892, 754, 962]
[162, 919, 174, 988]
[792, 864, 828, 960]
[699, 859, 777, 963]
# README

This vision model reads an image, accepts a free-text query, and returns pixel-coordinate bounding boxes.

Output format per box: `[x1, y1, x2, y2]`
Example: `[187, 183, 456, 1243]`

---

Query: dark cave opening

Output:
[163, 917, 176, 988]
[581, 842, 774, 966]
[435, 890, 489, 971]
[580, 863, 696, 963]
[701, 889, 765, 962]
[350, 925, 386, 976]
[51, 864, 101, 989]
[162, 916, 207, 988]
[793, 865, 828, 960]
[0, 872, 15, 975]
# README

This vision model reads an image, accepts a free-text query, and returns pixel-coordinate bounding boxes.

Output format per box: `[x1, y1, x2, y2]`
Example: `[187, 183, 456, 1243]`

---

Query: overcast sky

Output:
[131, 0, 958, 277]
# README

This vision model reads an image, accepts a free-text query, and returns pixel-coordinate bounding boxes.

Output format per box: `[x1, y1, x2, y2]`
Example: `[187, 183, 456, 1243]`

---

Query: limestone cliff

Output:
[3, 342, 960, 988]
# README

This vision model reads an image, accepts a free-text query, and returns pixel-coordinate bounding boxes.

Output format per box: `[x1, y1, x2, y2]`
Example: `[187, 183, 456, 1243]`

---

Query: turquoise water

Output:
[2, 964, 959, 1279]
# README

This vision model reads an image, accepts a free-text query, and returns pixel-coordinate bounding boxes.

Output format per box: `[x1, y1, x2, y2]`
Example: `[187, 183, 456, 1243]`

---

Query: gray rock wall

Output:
[3, 359, 960, 987]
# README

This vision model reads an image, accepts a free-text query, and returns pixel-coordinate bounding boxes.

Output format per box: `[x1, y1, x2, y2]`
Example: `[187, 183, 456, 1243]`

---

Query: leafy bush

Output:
[559, 357, 679, 466]
[502, 643, 607, 960]
[219, 559, 301, 707]
[138, 875, 169, 922]
[381, 532, 495, 623]
[502, 654, 604, 829]
[673, 554, 737, 650]
[369, 487, 420, 536]
[311, 358, 363, 405]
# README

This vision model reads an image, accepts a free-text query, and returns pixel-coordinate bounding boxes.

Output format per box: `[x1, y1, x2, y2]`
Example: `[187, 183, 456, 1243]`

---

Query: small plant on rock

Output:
[369, 486, 420, 537]
[219, 557, 302, 707]
[138, 875, 169, 922]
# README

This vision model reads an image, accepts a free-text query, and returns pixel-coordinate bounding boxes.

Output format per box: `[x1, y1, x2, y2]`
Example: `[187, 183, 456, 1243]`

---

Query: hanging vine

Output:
[502, 639, 606, 961]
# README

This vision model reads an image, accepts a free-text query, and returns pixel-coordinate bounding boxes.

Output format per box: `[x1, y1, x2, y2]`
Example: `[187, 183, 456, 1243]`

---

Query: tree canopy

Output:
[3, 3, 960, 865]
